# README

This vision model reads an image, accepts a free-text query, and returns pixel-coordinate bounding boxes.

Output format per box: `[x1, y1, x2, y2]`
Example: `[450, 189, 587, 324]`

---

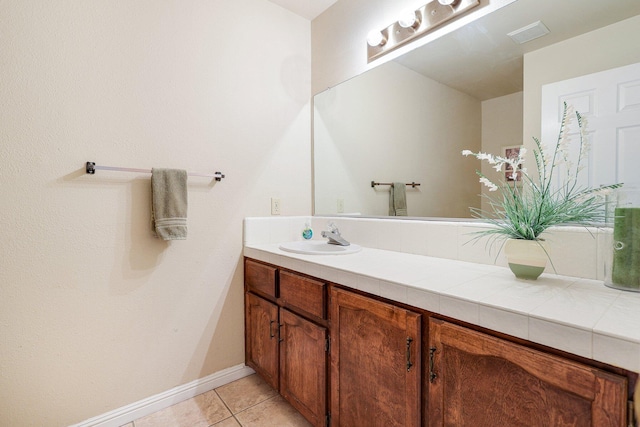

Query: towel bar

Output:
[86, 162, 225, 181]
[371, 181, 420, 188]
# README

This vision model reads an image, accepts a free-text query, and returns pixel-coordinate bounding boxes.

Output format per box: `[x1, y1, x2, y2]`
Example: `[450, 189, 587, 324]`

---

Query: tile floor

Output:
[121, 374, 311, 427]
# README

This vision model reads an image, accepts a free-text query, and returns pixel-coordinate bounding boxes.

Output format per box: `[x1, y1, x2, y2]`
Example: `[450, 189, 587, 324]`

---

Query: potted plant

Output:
[462, 102, 621, 279]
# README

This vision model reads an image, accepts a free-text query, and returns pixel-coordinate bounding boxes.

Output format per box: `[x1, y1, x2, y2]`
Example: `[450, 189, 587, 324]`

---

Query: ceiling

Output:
[267, 0, 337, 20]
[395, 0, 640, 100]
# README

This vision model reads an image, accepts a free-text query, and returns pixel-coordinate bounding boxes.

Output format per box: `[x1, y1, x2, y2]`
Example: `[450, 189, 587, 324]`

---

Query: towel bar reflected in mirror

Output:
[371, 181, 421, 188]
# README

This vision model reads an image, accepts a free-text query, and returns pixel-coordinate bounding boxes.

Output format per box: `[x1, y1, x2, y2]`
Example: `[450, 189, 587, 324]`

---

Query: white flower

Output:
[477, 152, 496, 164]
[461, 150, 473, 156]
[479, 177, 498, 191]
[564, 105, 575, 125]
[594, 187, 614, 196]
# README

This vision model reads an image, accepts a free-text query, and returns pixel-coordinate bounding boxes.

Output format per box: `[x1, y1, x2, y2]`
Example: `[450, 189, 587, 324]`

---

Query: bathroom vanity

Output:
[244, 253, 636, 426]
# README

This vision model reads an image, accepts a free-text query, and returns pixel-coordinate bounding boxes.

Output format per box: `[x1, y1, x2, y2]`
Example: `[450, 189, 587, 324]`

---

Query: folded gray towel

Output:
[389, 182, 407, 216]
[151, 168, 188, 240]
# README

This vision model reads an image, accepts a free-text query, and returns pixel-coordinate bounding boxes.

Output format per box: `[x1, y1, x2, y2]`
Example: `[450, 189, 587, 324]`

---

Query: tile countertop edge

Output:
[243, 243, 640, 373]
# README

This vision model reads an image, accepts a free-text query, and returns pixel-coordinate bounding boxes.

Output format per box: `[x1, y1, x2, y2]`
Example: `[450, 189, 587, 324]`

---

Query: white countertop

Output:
[244, 242, 640, 373]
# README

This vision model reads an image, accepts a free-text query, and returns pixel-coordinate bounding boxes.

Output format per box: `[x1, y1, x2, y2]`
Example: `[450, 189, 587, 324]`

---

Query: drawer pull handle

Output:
[406, 337, 414, 371]
[429, 346, 437, 383]
[269, 320, 276, 339]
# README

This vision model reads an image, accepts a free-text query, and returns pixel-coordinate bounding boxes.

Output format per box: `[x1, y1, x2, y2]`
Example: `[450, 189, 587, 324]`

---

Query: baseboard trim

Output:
[70, 364, 255, 427]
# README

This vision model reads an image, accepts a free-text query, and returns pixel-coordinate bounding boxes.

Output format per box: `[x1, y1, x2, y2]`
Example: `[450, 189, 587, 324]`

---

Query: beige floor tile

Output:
[134, 389, 232, 427]
[212, 416, 242, 426]
[215, 374, 278, 414]
[234, 395, 312, 427]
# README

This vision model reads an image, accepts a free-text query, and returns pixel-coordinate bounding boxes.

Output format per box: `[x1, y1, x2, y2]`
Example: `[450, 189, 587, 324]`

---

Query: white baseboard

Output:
[70, 364, 255, 427]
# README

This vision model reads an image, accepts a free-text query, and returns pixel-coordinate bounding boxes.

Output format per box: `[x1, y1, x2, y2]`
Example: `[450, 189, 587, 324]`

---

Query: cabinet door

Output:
[245, 292, 279, 390]
[330, 287, 421, 427]
[279, 308, 327, 427]
[428, 318, 627, 427]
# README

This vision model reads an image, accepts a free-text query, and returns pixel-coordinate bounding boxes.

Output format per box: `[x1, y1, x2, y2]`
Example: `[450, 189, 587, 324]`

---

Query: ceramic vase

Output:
[504, 239, 548, 280]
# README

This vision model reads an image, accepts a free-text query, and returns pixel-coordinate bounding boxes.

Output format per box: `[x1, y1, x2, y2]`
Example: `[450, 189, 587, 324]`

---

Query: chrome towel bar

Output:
[371, 181, 420, 188]
[86, 162, 225, 181]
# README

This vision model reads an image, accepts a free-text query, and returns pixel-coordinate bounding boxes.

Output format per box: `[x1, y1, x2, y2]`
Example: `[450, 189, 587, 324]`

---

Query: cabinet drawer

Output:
[279, 271, 326, 319]
[245, 259, 277, 298]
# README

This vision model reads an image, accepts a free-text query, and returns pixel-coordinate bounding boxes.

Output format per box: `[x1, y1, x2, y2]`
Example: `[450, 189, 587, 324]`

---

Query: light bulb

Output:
[398, 10, 419, 29]
[366, 30, 386, 47]
[438, 0, 457, 5]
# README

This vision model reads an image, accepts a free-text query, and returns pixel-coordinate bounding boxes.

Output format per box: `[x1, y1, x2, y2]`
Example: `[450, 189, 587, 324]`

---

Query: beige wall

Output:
[480, 92, 524, 213]
[314, 61, 480, 217]
[523, 14, 640, 146]
[0, 1, 311, 425]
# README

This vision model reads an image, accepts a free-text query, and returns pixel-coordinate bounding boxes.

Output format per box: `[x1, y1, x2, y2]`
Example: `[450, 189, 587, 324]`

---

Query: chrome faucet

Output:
[321, 222, 350, 246]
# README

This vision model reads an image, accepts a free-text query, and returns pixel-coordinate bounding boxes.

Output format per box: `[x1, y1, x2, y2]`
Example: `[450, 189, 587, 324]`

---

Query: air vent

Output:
[507, 20, 550, 44]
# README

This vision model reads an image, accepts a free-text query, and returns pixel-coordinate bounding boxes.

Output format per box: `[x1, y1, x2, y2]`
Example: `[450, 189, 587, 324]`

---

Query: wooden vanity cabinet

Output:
[330, 286, 422, 427]
[244, 259, 328, 427]
[246, 258, 633, 426]
[427, 318, 628, 427]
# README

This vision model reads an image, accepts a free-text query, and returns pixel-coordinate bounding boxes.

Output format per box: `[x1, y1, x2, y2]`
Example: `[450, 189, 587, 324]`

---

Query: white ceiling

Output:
[267, 0, 337, 20]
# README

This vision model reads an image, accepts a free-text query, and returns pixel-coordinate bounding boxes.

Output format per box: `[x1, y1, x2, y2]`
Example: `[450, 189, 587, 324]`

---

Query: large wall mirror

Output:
[313, 0, 640, 219]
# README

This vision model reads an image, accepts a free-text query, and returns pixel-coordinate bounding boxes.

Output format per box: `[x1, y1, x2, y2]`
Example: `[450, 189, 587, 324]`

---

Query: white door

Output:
[541, 62, 640, 190]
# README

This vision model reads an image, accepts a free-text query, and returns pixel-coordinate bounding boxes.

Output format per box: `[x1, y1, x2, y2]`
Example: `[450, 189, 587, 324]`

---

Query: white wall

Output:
[0, 1, 311, 425]
[314, 61, 480, 217]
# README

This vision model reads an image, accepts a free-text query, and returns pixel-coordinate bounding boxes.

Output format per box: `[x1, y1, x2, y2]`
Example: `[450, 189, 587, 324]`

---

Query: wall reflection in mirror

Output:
[313, 0, 640, 219]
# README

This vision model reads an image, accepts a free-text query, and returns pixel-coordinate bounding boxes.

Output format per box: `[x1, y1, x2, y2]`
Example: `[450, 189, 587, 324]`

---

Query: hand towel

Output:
[389, 182, 407, 216]
[151, 168, 188, 240]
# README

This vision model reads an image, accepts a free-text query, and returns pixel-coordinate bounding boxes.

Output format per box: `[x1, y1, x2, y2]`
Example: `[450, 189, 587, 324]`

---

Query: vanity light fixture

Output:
[367, 29, 387, 47]
[367, 0, 479, 62]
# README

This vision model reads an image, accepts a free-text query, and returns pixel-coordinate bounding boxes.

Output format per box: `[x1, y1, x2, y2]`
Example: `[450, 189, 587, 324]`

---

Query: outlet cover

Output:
[271, 198, 281, 215]
[337, 198, 344, 213]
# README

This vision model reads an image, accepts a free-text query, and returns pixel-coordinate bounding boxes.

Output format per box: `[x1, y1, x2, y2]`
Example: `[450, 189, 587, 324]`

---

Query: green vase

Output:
[607, 207, 640, 292]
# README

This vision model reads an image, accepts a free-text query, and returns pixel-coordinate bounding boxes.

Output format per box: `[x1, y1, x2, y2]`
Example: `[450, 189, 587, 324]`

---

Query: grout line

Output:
[232, 394, 280, 417]
[212, 388, 242, 426]
[214, 388, 234, 414]
[206, 414, 241, 427]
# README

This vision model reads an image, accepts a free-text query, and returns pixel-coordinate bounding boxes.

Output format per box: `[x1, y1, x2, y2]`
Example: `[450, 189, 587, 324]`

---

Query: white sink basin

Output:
[279, 241, 362, 255]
